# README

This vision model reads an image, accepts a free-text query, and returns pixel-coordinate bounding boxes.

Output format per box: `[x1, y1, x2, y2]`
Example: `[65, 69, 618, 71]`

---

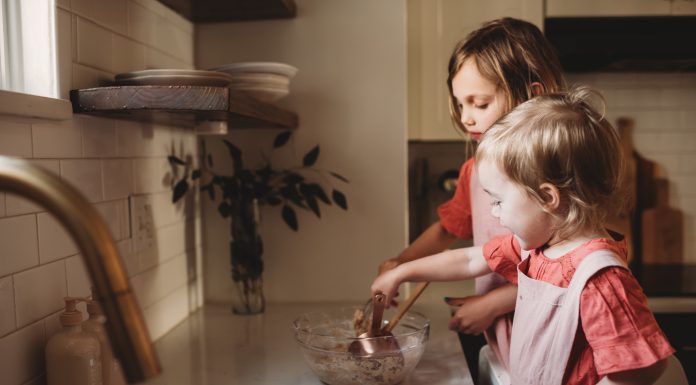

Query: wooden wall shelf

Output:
[69, 86, 298, 130]
[157, 0, 296, 23]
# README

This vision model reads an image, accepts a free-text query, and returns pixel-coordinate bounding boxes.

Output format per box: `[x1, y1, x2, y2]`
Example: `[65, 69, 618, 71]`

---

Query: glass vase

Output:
[230, 199, 265, 315]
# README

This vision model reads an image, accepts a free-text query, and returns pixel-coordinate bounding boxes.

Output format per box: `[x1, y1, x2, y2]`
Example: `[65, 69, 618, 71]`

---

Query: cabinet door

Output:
[408, 0, 543, 141]
[546, 0, 671, 17]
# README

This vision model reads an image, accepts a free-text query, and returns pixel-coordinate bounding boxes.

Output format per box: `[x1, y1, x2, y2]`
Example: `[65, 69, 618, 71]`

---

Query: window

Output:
[0, 0, 57, 98]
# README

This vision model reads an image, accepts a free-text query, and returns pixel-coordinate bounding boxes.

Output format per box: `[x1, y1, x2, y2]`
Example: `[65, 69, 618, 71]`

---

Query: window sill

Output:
[0, 89, 72, 121]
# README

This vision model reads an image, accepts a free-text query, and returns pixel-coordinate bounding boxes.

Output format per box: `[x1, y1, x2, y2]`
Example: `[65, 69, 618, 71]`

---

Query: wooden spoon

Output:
[383, 282, 429, 333]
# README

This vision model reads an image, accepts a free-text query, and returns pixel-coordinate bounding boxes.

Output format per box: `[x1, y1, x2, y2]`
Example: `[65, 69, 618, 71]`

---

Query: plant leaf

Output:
[192, 169, 202, 180]
[168, 155, 186, 166]
[172, 179, 189, 203]
[300, 183, 321, 217]
[218, 202, 231, 218]
[308, 183, 330, 204]
[281, 205, 298, 231]
[273, 131, 292, 148]
[223, 139, 243, 173]
[329, 171, 350, 183]
[303, 145, 320, 167]
[332, 189, 348, 210]
[208, 185, 216, 200]
[265, 195, 282, 206]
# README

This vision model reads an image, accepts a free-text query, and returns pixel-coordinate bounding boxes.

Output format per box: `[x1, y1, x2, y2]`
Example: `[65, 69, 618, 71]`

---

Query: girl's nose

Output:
[460, 113, 474, 127]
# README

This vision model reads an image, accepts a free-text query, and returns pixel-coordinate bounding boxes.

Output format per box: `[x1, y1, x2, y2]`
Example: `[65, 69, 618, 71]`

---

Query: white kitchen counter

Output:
[141, 303, 473, 385]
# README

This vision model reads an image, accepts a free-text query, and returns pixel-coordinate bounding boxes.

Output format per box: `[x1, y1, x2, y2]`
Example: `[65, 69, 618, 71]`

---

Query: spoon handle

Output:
[369, 293, 386, 337]
[384, 282, 429, 333]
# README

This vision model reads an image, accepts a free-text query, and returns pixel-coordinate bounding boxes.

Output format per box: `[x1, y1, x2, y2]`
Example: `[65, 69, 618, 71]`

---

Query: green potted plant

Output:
[168, 131, 348, 314]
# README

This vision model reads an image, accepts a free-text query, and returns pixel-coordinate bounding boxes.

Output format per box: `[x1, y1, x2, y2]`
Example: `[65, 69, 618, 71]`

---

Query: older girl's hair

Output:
[448, 18, 565, 135]
[475, 87, 630, 240]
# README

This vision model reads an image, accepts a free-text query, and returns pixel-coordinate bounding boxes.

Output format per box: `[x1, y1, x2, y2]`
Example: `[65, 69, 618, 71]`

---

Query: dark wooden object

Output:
[157, 0, 296, 22]
[70, 86, 298, 130]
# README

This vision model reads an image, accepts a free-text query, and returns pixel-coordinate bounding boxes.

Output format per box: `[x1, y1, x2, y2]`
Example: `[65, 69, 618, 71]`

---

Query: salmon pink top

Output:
[483, 234, 674, 385]
[437, 158, 475, 239]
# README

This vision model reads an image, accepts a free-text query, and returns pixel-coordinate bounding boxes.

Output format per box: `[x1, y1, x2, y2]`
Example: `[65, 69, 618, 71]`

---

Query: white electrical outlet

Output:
[129, 195, 156, 253]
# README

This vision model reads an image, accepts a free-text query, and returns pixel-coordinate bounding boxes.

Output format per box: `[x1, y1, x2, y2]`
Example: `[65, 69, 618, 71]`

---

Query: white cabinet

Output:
[546, 0, 696, 17]
[407, 0, 543, 141]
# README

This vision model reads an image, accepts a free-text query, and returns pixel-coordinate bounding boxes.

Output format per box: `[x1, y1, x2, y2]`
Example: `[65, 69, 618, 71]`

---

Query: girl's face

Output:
[477, 158, 557, 250]
[451, 58, 507, 141]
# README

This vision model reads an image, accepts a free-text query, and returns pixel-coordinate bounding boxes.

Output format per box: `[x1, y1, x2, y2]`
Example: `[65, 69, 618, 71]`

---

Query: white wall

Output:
[0, 1, 203, 385]
[196, 0, 409, 303]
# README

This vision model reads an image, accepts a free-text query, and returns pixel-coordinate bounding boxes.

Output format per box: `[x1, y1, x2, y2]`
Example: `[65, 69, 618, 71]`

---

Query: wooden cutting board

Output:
[642, 178, 683, 264]
[605, 118, 637, 262]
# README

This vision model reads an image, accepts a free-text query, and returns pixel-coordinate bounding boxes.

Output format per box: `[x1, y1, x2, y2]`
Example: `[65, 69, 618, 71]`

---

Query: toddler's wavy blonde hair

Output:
[475, 87, 631, 240]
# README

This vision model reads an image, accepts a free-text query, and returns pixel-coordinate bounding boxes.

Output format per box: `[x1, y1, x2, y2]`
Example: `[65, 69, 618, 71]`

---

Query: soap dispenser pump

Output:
[45, 297, 103, 385]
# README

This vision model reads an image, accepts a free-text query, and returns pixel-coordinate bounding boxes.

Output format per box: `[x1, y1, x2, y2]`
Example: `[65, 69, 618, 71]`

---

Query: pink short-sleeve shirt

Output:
[483, 235, 674, 385]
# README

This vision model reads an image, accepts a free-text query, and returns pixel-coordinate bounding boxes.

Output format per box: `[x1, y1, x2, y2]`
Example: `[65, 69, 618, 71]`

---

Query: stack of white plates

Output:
[114, 69, 233, 87]
[208, 62, 298, 103]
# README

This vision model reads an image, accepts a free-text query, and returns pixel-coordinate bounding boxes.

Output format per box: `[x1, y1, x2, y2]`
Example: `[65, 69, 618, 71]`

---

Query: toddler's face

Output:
[451, 58, 507, 141]
[477, 158, 556, 250]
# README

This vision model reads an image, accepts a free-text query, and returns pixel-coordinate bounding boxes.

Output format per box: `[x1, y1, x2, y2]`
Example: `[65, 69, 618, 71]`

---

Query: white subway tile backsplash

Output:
[0, 276, 15, 337]
[60, 159, 104, 202]
[155, 221, 187, 263]
[94, 200, 126, 240]
[76, 17, 114, 72]
[79, 115, 118, 158]
[0, 320, 45, 385]
[127, 1, 157, 46]
[0, 215, 39, 277]
[102, 159, 133, 200]
[37, 212, 78, 264]
[14, 261, 67, 328]
[32, 120, 82, 158]
[65, 255, 91, 298]
[0, 121, 32, 157]
[72, 0, 128, 35]
[131, 0, 193, 35]
[131, 253, 187, 308]
[57, 9, 73, 100]
[112, 34, 147, 74]
[0, 2, 203, 383]
[71, 63, 114, 90]
[132, 158, 170, 194]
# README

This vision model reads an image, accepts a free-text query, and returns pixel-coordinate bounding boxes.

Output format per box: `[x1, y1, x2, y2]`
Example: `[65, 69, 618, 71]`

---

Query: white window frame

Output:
[0, 0, 57, 99]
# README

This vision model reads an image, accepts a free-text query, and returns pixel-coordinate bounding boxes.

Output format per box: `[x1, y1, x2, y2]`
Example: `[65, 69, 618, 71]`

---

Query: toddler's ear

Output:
[539, 182, 561, 210]
[530, 82, 544, 96]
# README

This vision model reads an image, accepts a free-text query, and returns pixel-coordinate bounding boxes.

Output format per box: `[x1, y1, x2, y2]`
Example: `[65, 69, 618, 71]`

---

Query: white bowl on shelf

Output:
[208, 62, 297, 102]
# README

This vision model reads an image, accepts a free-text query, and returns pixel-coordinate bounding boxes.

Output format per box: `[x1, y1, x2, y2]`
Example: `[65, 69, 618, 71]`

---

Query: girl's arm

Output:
[379, 221, 457, 275]
[597, 358, 668, 385]
[371, 246, 491, 305]
[446, 283, 517, 334]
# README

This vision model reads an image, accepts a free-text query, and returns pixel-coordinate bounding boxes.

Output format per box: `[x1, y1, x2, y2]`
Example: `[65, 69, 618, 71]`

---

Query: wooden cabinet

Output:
[407, 0, 543, 141]
[546, 0, 696, 17]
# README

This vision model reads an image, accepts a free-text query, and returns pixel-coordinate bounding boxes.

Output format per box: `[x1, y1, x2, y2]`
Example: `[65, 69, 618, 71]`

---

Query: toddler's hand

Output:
[371, 268, 402, 308]
[445, 295, 496, 335]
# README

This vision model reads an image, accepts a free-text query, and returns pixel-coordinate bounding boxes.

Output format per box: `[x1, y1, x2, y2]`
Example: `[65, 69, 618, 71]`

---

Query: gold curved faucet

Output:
[0, 156, 161, 383]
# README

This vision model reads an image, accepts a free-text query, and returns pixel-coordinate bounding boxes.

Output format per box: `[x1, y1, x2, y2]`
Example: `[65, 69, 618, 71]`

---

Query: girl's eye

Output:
[475, 104, 489, 109]
[491, 200, 501, 207]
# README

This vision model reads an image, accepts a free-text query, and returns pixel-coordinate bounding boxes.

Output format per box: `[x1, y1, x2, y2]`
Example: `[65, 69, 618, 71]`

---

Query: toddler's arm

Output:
[371, 246, 490, 305]
[446, 283, 517, 334]
[597, 358, 668, 385]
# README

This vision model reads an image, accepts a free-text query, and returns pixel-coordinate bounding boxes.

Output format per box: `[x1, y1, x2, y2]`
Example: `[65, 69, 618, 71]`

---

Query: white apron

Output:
[508, 250, 626, 385]
[470, 165, 514, 369]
